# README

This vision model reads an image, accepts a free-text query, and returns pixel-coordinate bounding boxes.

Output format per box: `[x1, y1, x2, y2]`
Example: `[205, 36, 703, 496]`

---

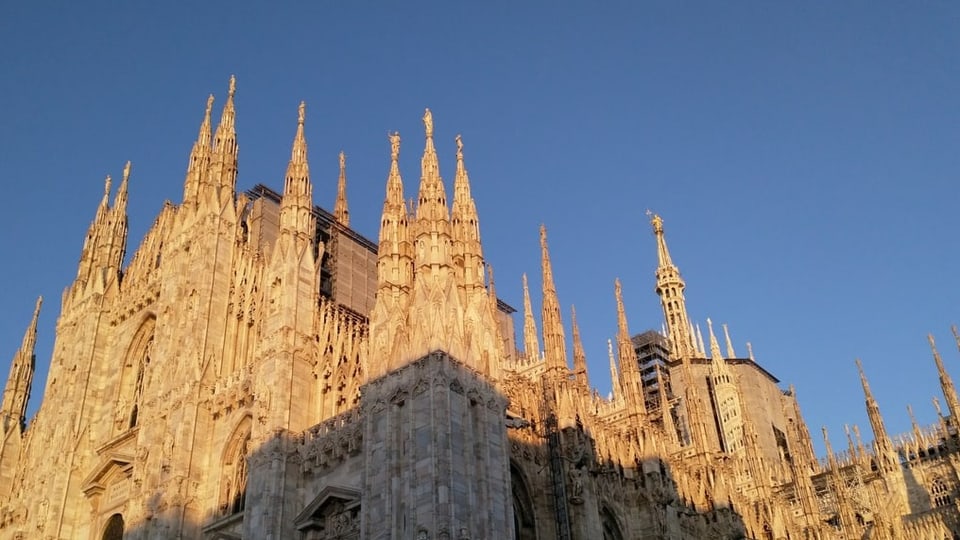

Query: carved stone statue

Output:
[423, 108, 433, 138]
[389, 132, 401, 161]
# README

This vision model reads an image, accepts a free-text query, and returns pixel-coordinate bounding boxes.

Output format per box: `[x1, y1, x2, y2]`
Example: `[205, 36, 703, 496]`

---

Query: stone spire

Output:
[722, 323, 736, 358]
[570, 306, 589, 386]
[415, 108, 450, 251]
[614, 278, 646, 414]
[907, 404, 925, 446]
[333, 151, 350, 227]
[107, 162, 131, 275]
[708, 318, 744, 453]
[785, 385, 818, 475]
[656, 366, 677, 444]
[608, 339, 623, 402]
[278, 102, 315, 245]
[856, 359, 898, 473]
[708, 319, 730, 380]
[73, 164, 129, 297]
[521, 273, 541, 363]
[822, 427, 858, 533]
[1, 297, 41, 433]
[651, 213, 695, 359]
[183, 94, 214, 208]
[375, 132, 412, 295]
[930, 333, 960, 424]
[450, 134, 484, 290]
[539, 225, 567, 372]
[208, 75, 238, 208]
[368, 131, 414, 378]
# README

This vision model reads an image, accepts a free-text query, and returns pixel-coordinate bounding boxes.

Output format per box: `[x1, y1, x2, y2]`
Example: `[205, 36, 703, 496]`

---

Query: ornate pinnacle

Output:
[298, 101, 306, 125]
[228, 74, 236, 97]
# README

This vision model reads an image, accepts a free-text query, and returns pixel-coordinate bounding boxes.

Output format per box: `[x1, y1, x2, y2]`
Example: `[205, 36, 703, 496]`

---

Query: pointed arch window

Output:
[115, 317, 156, 432]
[220, 417, 252, 516]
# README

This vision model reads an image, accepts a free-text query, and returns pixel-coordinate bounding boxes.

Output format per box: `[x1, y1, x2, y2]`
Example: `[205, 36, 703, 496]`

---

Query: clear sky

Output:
[1, 2, 957, 456]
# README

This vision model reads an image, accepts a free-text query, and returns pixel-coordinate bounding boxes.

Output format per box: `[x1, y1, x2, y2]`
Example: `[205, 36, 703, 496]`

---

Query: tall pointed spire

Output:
[570, 305, 589, 386]
[708, 318, 743, 453]
[608, 339, 623, 402]
[114, 161, 130, 215]
[856, 359, 898, 472]
[415, 108, 449, 224]
[333, 151, 350, 227]
[451, 134, 484, 290]
[650, 213, 695, 359]
[930, 333, 960, 425]
[209, 75, 238, 205]
[695, 324, 706, 357]
[278, 101, 314, 244]
[614, 278, 646, 414]
[375, 132, 412, 294]
[656, 365, 677, 445]
[183, 94, 214, 207]
[707, 319, 732, 381]
[413, 108, 452, 275]
[521, 273, 541, 363]
[1, 297, 41, 433]
[722, 323, 736, 358]
[539, 225, 567, 372]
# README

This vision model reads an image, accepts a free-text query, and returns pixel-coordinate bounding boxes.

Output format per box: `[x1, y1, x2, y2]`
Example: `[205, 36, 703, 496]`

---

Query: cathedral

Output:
[1, 77, 959, 539]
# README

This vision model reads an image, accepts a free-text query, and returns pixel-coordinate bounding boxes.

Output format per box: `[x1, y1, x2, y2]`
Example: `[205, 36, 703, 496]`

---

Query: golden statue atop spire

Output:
[228, 74, 237, 97]
[651, 212, 664, 234]
[297, 101, 306, 125]
[423, 108, 434, 138]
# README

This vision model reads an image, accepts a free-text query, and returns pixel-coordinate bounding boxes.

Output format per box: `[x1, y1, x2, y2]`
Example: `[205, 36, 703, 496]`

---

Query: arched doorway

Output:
[511, 463, 537, 540]
[102, 513, 123, 540]
[600, 506, 624, 540]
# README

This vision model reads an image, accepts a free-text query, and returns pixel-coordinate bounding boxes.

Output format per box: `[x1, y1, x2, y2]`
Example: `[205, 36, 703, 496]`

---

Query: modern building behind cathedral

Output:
[0, 77, 957, 540]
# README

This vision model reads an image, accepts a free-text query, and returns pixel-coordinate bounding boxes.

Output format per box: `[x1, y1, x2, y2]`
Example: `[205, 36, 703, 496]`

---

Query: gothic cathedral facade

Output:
[1, 78, 959, 539]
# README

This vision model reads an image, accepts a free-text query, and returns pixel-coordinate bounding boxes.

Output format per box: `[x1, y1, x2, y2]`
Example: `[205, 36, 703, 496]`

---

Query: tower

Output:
[650, 214, 695, 359]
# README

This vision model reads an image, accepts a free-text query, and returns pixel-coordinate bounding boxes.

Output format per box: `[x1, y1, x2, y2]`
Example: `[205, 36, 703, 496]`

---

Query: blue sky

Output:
[1, 3, 958, 456]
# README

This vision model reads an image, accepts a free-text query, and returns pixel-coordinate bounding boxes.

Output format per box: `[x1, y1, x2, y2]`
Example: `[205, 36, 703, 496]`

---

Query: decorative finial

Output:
[339, 150, 346, 170]
[389, 132, 401, 161]
[103, 175, 112, 197]
[122, 161, 131, 183]
[34, 296, 43, 317]
[456, 134, 464, 160]
[298, 101, 306, 125]
[228, 75, 236, 97]
[423, 108, 433, 138]
[206, 94, 215, 114]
